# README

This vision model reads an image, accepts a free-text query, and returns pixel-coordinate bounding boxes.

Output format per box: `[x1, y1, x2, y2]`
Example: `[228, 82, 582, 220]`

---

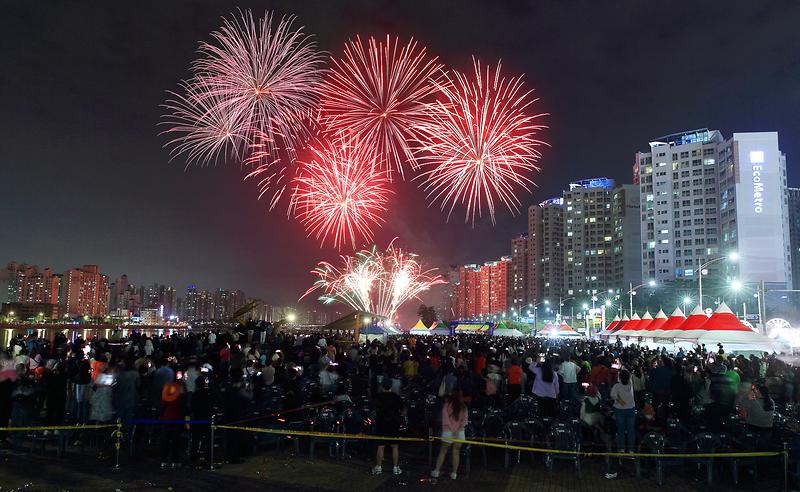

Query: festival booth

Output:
[599, 315, 620, 337]
[550, 322, 582, 338]
[537, 322, 555, 337]
[609, 313, 640, 339]
[655, 305, 708, 340]
[601, 314, 629, 339]
[408, 319, 430, 335]
[451, 321, 491, 336]
[430, 321, 453, 335]
[492, 321, 524, 337]
[672, 303, 780, 353]
[622, 311, 654, 338]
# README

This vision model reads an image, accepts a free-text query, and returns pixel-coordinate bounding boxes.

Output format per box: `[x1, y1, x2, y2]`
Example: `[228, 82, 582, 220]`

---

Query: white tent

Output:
[409, 319, 430, 335]
[493, 328, 524, 337]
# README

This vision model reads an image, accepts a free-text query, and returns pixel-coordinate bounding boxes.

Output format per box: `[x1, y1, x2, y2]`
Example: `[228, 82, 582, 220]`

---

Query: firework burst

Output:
[289, 138, 393, 250]
[415, 58, 547, 225]
[319, 35, 442, 180]
[302, 241, 444, 321]
[160, 79, 245, 167]
[162, 9, 325, 171]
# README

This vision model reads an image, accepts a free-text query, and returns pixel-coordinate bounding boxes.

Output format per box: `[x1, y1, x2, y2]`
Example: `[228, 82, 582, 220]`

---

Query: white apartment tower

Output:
[636, 129, 791, 287]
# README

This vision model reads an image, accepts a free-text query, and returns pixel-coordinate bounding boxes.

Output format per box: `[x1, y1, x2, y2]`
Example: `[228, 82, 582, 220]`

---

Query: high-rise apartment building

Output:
[612, 184, 643, 288]
[510, 234, 528, 308]
[789, 188, 800, 289]
[563, 178, 616, 296]
[636, 129, 724, 282]
[527, 198, 564, 302]
[719, 132, 792, 287]
[453, 258, 511, 319]
[61, 265, 108, 317]
[184, 285, 199, 320]
[4, 262, 60, 306]
[636, 129, 791, 287]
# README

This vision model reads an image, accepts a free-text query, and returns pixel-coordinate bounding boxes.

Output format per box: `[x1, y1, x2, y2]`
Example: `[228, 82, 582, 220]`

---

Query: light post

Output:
[697, 251, 738, 311]
[529, 300, 550, 330]
[557, 296, 574, 323]
[581, 302, 589, 334]
[682, 296, 692, 315]
[627, 280, 657, 316]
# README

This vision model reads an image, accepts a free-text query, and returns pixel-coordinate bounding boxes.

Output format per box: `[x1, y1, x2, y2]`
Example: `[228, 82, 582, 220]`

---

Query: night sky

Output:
[1, 1, 798, 322]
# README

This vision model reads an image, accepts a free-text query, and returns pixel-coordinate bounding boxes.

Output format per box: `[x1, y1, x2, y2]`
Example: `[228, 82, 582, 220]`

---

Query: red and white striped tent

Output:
[641, 309, 669, 336]
[603, 315, 621, 334]
[623, 311, 654, 337]
[551, 322, 582, 338]
[601, 314, 629, 338]
[655, 305, 708, 339]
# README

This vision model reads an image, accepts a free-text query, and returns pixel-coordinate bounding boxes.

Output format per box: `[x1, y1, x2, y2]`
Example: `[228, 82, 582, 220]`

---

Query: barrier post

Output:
[784, 441, 789, 492]
[113, 419, 122, 470]
[209, 415, 216, 471]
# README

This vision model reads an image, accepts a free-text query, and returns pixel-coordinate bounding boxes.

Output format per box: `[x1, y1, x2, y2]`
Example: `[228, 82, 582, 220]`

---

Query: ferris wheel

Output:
[766, 318, 793, 337]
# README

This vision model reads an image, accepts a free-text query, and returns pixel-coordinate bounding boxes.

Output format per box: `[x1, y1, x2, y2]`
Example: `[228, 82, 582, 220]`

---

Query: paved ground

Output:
[0, 441, 787, 492]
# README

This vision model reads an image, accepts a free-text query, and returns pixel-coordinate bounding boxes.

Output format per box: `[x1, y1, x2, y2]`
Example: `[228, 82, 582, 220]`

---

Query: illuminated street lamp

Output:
[697, 251, 738, 310]
[627, 280, 657, 316]
[683, 296, 692, 314]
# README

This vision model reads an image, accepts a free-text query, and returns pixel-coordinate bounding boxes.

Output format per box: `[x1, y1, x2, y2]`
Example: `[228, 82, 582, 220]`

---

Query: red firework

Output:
[415, 58, 547, 225]
[319, 35, 442, 180]
[290, 138, 393, 250]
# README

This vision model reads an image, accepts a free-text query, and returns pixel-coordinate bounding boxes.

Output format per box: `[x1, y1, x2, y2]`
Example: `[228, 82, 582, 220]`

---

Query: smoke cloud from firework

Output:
[301, 241, 445, 322]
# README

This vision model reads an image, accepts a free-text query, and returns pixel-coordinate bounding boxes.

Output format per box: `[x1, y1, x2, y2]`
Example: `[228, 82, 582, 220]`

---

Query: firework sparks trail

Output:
[162, 9, 325, 204]
[415, 58, 547, 225]
[194, 10, 325, 160]
[288, 137, 393, 250]
[319, 35, 442, 180]
[301, 242, 444, 321]
[160, 79, 246, 167]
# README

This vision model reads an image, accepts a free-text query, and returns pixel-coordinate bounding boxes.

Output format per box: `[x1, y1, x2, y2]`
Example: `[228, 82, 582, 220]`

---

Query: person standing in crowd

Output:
[610, 370, 636, 453]
[531, 358, 559, 417]
[739, 383, 774, 446]
[372, 378, 404, 476]
[431, 389, 468, 480]
[506, 358, 523, 403]
[72, 352, 92, 424]
[558, 355, 580, 401]
[160, 374, 184, 469]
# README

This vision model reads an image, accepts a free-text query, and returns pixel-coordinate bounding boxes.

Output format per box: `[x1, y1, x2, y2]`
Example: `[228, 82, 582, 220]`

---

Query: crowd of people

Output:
[0, 323, 797, 479]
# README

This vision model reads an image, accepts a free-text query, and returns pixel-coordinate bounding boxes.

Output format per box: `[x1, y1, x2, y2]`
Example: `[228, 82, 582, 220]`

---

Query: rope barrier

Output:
[125, 419, 211, 425]
[215, 424, 428, 442]
[0, 422, 783, 460]
[214, 424, 783, 458]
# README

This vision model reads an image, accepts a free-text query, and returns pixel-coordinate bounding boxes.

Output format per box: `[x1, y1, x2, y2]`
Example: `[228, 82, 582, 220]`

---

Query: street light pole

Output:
[697, 252, 738, 312]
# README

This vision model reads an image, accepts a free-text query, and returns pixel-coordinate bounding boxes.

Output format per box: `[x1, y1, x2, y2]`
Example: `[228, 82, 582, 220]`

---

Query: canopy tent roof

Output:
[624, 311, 655, 337]
[604, 315, 621, 333]
[618, 313, 642, 333]
[657, 307, 687, 331]
[655, 305, 708, 338]
[696, 302, 751, 332]
[409, 319, 428, 330]
[601, 314, 629, 337]
[540, 322, 555, 332]
[430, 321, 450, 335]
[545, 322, 582, 338]
[644, 310, 669, 332]
[493, 327, 524, 337]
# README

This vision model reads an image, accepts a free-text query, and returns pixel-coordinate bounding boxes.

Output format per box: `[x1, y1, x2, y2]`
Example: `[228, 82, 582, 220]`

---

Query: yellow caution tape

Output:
[214, 425, 782, 458]
[0, 424, 117, 431]
[433, 437, 781, 458]
[214, 425, 427, 442]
